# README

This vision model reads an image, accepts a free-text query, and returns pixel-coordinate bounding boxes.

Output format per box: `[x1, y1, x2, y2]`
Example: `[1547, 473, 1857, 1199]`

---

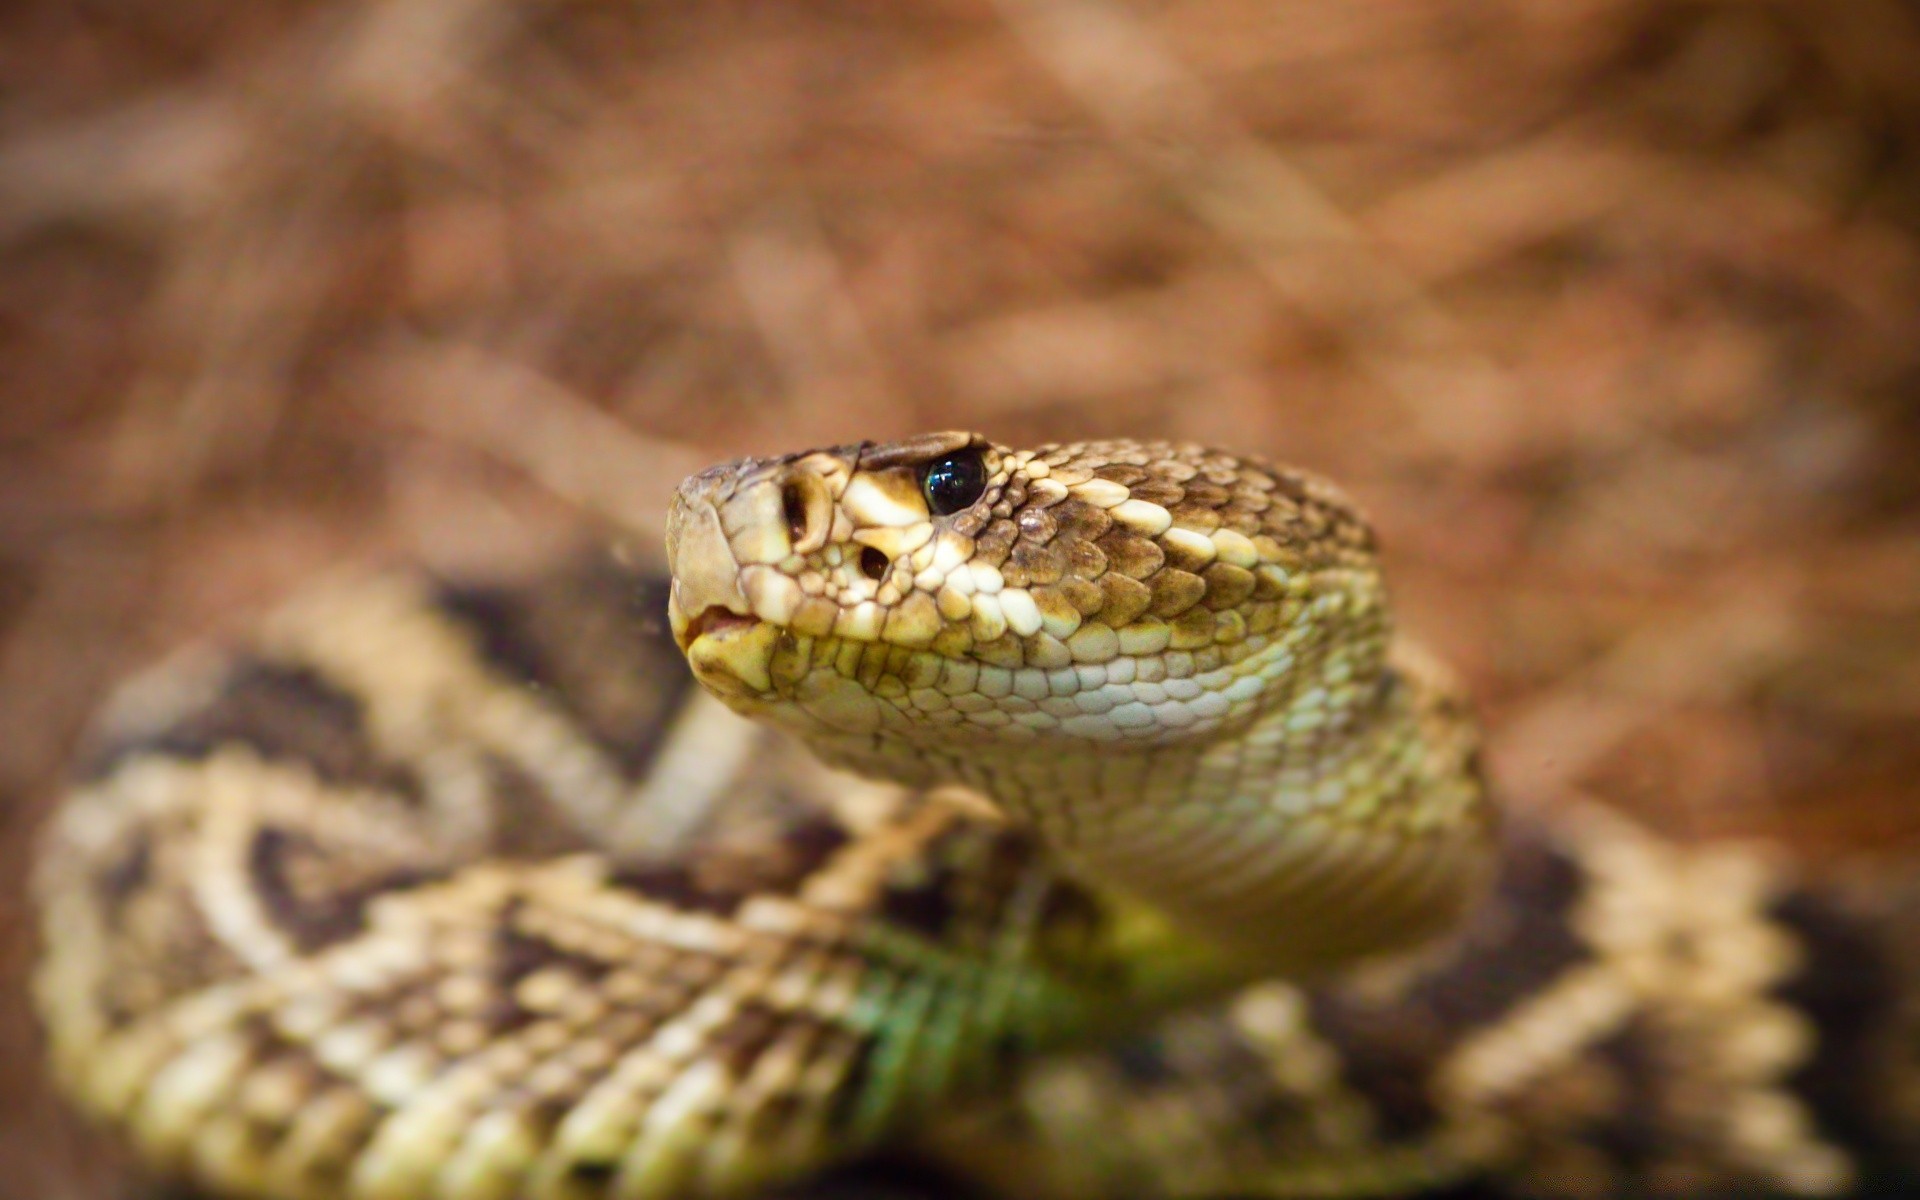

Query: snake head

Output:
[666, 431, 1384, 785]
[666, 431, 1008, 698]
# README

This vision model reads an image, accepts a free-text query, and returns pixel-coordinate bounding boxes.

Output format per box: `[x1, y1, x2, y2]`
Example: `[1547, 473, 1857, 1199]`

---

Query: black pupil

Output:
[922, 452, 986, 516]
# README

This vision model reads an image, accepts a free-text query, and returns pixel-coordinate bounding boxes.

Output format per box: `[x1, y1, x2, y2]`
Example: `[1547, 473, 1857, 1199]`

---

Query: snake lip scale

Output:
[31, 430, 1920, 1200]
[676, 607, 757, 652]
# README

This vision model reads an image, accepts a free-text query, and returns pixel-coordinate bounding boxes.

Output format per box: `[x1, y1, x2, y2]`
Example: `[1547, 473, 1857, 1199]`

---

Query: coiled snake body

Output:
[33, 434, 1920, 1198]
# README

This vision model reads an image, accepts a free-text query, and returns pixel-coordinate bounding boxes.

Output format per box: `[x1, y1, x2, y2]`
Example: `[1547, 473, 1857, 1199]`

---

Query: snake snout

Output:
[665, 481, 753, 641]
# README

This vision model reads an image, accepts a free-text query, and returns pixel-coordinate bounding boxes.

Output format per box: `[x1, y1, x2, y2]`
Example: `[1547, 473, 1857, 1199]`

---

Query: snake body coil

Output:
[33, 434, 1920, 1198]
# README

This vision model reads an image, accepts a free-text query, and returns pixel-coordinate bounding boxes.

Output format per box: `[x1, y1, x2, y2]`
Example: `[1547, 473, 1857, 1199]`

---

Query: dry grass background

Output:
[3, 1, 1920, 1196]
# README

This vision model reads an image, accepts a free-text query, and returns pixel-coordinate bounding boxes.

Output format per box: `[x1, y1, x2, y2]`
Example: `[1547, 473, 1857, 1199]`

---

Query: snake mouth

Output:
[678, 605, 758, 652]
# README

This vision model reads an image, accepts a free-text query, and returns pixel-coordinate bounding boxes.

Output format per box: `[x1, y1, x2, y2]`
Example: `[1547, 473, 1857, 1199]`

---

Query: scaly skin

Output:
[31, 433, 1920, 1200]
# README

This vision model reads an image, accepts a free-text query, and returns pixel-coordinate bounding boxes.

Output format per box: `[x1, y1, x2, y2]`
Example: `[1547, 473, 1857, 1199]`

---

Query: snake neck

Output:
[818, 639, 1493, 977]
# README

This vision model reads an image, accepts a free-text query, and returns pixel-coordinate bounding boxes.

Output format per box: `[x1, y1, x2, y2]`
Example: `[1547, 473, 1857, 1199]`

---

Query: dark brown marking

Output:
[825, 1033, 881, 1133]
[971, 520, 1017, 570]
[1583, 1023, 1671, 1180]
[434, 566, 693, 780]
[1181, 480, 1230, 509]
[1266, 470, 1311, 504]
[741, 1091, 810, 1146]
[782, 817, 853, 875]
[1128, 480, 1184, 508]
[1148, 569, 1207, 618]
[1098, 574, 1153, 628]
[1004, 538, 1067, 588]
[477, 753, 601, 859]
[607, 860, 739, 916]
[247, 827, 442, 952]
[435, 585, 557, 691]
[1401, 823, 1588, 1029]
[1201, 562, 1256, 610]
[950, 507, 991, 539]
[854, 432, 980, 472]
[84, 661, 418, 799]
[568, 1161, 619, 1189]
[1771, 886, 1904, 1166]
[1097, 530, 1164, 580]
[711, 1001, 786, 1076]
[1302, 992, 1443, 1141]
[879, 875, 956, 940]
[1053, 499, 1113, 544]
[1015, 506, 1058, 542]
[1055, 577, 1106, 616]
[481, 907, 610, 1031]
[96, 834, 152, 909]
[1169, 502, 1224, 532]
[1034, 879, 1110, 975]
[612, 814, 850, 918]
[1306, 822, 1590, 1140]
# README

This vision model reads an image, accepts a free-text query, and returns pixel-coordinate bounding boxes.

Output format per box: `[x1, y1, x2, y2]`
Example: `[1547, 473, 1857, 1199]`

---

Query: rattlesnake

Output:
[33, 433, 1920, 1198]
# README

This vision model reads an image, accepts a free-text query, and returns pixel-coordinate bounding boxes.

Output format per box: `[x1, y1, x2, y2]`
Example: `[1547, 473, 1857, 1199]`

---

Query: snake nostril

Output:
[859, 546, 889, 582]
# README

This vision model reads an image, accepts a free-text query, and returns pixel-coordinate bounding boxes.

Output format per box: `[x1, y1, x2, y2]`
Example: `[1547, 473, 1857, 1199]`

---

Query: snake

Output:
[32, 432, 1920, 1199]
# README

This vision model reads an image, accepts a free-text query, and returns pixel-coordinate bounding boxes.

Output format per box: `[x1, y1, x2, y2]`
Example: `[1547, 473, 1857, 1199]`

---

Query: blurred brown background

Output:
[4, 1, 1920, 1196]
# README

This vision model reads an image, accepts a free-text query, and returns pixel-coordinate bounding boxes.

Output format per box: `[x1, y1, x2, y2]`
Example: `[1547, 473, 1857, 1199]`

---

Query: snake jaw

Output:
[684, 616, 781, 699]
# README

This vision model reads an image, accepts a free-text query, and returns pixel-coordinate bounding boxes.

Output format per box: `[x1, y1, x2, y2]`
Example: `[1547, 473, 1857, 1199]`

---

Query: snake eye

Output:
[921, 451, 987, 517]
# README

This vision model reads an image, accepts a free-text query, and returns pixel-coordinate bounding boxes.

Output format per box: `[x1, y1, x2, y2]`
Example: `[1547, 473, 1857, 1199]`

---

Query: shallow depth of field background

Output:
[3, 2, 1919, 1195]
